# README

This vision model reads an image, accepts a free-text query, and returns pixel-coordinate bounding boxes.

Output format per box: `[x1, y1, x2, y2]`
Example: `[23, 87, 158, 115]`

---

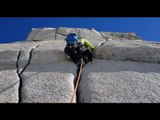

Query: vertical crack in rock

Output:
[16, 51, 22, 103]
[99, 32, 106, 39]
[16, 44, 41, 103]
[19, 45, 40, 75]
[72, 65, 82, 103]
[74, 62, 92, 103]
[78, 29, 81, 37]
[55, 28, 57, 40]
[99, 32, 107, 46]
[75, 65, 82, 103]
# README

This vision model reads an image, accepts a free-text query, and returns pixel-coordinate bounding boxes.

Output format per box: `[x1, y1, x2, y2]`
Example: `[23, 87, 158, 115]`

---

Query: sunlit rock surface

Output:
[0, 27, 160, 103]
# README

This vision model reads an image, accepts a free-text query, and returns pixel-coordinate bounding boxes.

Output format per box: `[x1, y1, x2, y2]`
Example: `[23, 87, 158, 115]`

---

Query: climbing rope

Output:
[71, 57, 83, 103]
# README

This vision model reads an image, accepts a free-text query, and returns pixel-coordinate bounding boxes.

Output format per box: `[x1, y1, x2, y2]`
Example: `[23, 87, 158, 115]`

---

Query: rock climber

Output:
[64, 33, 94, 67]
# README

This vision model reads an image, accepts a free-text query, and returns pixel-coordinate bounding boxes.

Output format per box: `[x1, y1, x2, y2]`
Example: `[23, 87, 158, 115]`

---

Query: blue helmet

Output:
[66, 33, 78, 44]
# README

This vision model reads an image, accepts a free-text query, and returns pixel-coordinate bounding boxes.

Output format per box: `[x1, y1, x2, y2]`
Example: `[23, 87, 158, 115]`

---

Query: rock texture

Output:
[20, 41, 77, 103]
[79, 59, 160, 103]
[0, 27, 160, 103]
[94, 40, 160, 63]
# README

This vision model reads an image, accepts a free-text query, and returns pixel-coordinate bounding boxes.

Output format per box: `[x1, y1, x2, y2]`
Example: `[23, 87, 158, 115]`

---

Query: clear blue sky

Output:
[0, 17, 160, 43]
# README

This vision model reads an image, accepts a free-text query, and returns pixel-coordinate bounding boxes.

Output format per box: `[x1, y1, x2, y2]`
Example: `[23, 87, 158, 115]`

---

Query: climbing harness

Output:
[71, 57, 83, 103]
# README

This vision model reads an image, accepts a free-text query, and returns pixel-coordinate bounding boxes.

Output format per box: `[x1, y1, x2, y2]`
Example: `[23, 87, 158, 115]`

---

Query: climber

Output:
[64, 33, 94, 67]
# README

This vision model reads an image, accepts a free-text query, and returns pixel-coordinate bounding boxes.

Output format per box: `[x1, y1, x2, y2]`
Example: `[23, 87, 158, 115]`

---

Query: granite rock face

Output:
[0, 40, 77, 103]
[93, 40, 160, 63]
[79, 59, 160, 103]
[0, 27, 160, 103]
[26, 27, 142, 46]
[20, 41, 77, 103]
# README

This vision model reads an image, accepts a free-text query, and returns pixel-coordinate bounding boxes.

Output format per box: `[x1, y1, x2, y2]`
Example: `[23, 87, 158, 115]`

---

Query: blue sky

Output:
[0, 17, 160, 43]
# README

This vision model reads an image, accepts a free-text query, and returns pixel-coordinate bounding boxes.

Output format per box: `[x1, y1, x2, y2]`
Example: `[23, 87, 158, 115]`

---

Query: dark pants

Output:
[64, 45, 92, 65]
[82, 49, 92, 63]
